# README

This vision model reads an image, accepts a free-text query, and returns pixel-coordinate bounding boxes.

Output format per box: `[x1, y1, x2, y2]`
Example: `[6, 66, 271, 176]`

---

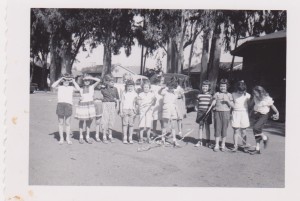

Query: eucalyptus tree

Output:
[30, 9, 51, 89]
[89, 9, 135, 77]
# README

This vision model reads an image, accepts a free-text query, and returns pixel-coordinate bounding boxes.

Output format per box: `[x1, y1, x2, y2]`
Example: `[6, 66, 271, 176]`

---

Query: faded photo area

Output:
[29, 8, 286, 187]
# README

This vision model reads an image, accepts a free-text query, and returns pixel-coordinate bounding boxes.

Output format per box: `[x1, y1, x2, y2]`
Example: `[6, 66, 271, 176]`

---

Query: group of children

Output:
[52, 73, 186, 146]
[52, 73, 280, 155]
[195, 79, 279, 155]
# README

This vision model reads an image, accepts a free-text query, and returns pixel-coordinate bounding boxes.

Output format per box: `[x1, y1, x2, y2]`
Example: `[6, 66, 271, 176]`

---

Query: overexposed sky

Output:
[73, 38, 243, 72]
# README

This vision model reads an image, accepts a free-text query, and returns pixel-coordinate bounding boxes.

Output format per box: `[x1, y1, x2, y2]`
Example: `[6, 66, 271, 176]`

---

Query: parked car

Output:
[150, 73, 200, 111]
[30, 82, 38, 94]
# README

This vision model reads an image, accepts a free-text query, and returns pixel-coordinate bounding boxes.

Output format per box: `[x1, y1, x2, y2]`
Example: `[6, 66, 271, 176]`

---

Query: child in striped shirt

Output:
[195, 80, 213, 147]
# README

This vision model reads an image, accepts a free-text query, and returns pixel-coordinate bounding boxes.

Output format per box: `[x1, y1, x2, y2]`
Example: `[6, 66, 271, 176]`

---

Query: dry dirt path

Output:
[29, 92, 285, 187]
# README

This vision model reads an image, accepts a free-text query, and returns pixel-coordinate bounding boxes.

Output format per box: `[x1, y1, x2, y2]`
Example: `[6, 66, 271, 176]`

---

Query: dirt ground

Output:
[29, 92, 285, 187]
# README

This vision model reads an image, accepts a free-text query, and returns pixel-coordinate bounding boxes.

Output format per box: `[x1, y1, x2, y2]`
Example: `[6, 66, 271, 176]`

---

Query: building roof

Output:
[81, 64, 141, 75]
[182, 62, 243, 74]
[231, 30, 286, 56]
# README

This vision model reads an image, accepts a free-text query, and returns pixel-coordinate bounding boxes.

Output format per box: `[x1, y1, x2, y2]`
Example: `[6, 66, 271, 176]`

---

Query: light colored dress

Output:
[174, 85, 186, 120]
[138, 92, 155, 128]
[75, 86, 96, 120]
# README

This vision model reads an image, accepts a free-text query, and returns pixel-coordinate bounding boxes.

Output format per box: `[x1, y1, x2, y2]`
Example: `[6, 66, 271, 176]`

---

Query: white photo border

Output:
[4, 0, 300, 201]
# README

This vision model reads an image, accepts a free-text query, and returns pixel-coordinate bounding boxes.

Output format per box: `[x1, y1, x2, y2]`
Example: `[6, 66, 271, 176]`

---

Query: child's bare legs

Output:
[233, 128, 239, 148]
[128, 125, 134, 143]
[195, 124, 204, 147]
[240, 128, 247, 146]
[170, 119, 178, 145]
[205, 123, 211, 146]
[139, 128, 144, 143]
[79, 120, 84, 143]
[215, 137, 220, 150]
[221, 137, 226, 149]
[161, 119, 169, 143]
[122, 124, 128, 144]
[177, 119, 183, 136]
[58, 117, 64, 144]
[146, 128, 151, 143]
[86, 119, 92, 143]
[65, 116, 72, 144]
[153, 120, 163, 137]
[102, 126, 108, 143]
[108, 128, 115, 143]
[95, 117, 101, 141]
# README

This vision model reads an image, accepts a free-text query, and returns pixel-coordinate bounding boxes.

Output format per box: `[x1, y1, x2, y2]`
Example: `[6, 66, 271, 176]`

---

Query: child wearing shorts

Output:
[160, 77, 180, 146]
[137, 81, 156, 143]
[248, 86, 280, 155]
[75, 74, 100, 144]
[195, 80, 213, 147]
[210, 79, 233, 152]
[51, 74, 80, 145]
[94, 79, 104, 142]
[231, 81, 251, 152]
[100, 74, 120, 143]
[120, 79, 138, 144]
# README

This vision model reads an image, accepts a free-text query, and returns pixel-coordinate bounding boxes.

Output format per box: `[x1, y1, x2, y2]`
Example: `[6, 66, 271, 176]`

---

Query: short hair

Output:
[201, 80, 211, 89]
[141, 80, 151, 90]
[103, 74, 114, 82]
[125, 79, 135, 86]
[166, 76, 178, 89]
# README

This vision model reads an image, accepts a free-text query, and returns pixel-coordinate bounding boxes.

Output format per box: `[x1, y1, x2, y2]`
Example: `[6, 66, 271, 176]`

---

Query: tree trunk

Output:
[177, 10, 187, 74]
[208, 24, 224, 93]
[143, 48, 148, 75]
[102, 43, 112, 78]
[188, 31, 200, 76]
[140, 45, 144, 74]
[49, 34, 57, 87]
[199, 31, 210, 87]
[229, 33, 240, 81]
[167, 39, 172, 73]
[60, 34, 73, 75]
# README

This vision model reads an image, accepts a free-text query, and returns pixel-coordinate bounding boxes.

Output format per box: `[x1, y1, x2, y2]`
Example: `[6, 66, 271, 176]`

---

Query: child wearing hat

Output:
[75, 74, 101, 144]
[120, 79, 138, 144]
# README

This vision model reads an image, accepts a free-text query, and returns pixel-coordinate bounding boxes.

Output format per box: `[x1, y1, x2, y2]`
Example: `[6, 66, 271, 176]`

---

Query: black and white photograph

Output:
[3, 0, 300, 201]
[28, 8, 286, 187]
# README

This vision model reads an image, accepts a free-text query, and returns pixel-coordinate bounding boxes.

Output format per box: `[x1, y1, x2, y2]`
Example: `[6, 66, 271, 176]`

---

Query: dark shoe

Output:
[249, 150, 261, 155]
[263, 136, 269, 149]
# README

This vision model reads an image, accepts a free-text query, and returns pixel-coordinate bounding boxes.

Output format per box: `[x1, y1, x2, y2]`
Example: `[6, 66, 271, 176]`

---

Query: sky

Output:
[73, 37, 243, 72]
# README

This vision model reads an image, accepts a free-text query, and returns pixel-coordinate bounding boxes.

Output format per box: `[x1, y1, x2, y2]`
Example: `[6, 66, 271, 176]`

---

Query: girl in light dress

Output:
[75, 74, 100, 144]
